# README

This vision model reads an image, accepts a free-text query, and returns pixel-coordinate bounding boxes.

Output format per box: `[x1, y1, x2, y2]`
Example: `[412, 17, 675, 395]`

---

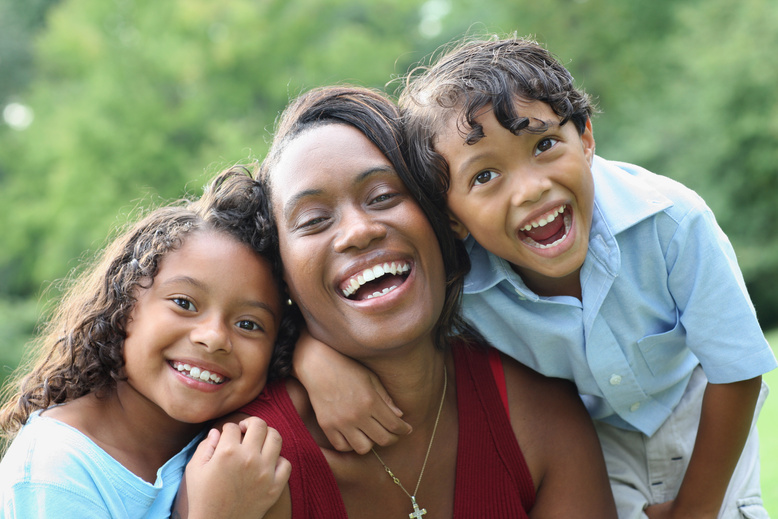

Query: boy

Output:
[292, 36, 776, 518]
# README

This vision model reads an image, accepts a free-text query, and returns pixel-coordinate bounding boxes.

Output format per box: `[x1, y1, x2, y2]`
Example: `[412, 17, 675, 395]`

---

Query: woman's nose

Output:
[332, 206, 387, 252]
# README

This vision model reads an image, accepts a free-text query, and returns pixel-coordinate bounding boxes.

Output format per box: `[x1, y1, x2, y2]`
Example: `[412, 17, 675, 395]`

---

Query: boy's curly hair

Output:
[399, 35, 596, 200]
[0, 167, 300, 441]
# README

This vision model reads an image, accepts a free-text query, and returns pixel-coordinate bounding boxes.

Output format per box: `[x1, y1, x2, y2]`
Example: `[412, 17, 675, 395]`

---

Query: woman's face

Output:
[269, 123, 446, 358]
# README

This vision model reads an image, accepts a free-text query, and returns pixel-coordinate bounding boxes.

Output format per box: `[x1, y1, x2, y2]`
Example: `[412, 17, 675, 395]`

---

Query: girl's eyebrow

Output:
[160, 275, 278, 317]
[282, 165, 396, 221]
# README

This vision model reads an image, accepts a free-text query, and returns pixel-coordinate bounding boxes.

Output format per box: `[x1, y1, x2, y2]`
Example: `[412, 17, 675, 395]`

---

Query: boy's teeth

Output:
[342, 261, 410, 298]
[521, 205, 566, 232]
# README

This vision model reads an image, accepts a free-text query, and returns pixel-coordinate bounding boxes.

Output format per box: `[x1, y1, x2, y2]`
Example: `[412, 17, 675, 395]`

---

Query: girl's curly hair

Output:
[0, 167, 300, 441]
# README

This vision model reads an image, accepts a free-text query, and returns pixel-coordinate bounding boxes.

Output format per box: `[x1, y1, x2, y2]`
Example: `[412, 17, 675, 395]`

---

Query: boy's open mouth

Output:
[518, 204, 571, 249]
[341, 261, 411, 301]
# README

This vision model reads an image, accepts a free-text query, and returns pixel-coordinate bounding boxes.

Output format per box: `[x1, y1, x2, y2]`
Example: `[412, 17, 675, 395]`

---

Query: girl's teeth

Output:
[173, 362, 224, 384]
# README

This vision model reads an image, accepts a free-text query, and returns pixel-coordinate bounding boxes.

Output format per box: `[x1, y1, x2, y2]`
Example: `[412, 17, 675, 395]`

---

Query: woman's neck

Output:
[361, 345, 449, 428]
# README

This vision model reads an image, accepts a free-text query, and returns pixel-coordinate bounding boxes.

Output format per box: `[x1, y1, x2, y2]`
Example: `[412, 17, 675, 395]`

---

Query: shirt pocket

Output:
[636, 318, 689, 377]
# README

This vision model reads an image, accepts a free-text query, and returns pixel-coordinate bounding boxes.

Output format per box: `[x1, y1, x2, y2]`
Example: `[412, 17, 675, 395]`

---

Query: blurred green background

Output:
[0, 0, 776, 512]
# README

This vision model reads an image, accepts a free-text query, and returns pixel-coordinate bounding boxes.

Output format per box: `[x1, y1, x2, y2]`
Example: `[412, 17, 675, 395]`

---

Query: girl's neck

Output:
[45, 387, 201, 482]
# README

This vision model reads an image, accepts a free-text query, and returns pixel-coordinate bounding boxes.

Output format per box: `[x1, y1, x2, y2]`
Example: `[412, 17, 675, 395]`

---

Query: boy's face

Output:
[436, 99, 595, 297]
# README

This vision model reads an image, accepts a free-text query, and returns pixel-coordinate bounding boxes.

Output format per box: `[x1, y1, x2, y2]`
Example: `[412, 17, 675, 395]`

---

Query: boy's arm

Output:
[645, 375, 762, 519]
[292, 329, 412, 454]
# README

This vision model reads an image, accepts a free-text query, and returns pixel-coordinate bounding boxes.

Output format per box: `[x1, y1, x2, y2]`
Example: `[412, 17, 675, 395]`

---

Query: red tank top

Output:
[241, 342, 536, 517]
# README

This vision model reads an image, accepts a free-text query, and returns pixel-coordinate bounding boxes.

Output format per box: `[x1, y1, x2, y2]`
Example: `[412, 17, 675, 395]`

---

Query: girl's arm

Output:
[645, 376, 762, 519]
[292, 329, 411, 454]
[173, 416, 290, 519]
[502, 354, 618, 518]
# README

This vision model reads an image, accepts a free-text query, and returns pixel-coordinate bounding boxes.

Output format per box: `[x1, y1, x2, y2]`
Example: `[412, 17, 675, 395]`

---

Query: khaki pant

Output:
[594, 366, 770, 518]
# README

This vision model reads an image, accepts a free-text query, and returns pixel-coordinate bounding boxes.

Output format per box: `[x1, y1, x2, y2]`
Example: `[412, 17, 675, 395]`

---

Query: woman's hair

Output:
[398, 34, 596, 199]
[259, 85, 471, 351]
[0, 168, 300, 439]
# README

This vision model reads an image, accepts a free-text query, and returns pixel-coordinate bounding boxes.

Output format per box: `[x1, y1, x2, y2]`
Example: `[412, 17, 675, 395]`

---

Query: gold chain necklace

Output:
[371, 364, 447, 519]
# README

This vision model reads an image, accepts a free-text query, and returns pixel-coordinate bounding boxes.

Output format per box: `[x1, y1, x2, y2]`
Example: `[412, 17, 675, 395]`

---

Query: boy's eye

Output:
[474, 170, 498, 186]
[534, 137, 558, 156]
[172, 297, 195, 311]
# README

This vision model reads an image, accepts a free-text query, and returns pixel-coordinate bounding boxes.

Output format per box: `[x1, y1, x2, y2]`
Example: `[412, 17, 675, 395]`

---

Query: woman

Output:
[184, 86, 616, 518]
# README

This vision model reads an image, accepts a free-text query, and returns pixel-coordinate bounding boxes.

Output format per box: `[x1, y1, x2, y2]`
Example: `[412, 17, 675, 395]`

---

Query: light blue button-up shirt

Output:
[462, 156, 777, 436]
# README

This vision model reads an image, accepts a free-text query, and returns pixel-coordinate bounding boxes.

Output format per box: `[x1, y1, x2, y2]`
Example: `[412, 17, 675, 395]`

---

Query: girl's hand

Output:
[293, 329, 411, 454]
[174, 417, 291, 519]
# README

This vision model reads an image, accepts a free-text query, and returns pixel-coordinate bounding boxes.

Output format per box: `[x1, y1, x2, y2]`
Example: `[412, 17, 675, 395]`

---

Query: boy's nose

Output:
[510, 168, 552, 207]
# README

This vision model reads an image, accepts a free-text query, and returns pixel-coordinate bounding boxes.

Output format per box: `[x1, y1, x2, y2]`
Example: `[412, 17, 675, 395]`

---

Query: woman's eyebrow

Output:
[282, 165, 396, 221]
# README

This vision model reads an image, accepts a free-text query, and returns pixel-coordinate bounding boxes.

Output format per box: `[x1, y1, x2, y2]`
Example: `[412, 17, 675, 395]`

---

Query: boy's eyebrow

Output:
[282, 165, 396, 221]
[453, 118, 559, 175]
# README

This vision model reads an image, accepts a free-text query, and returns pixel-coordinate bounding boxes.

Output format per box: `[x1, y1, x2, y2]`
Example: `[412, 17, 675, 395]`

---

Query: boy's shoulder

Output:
[592, 156, 709, 233]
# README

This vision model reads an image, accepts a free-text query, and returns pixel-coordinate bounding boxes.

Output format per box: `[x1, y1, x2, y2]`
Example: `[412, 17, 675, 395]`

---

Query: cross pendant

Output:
[408, 496, 427, 519]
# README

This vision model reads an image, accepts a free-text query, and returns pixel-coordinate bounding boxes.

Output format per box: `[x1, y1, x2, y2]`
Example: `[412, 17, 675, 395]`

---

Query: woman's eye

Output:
[371, 193, 395, 204]
[172, 297, 195, 311]
[534, 137, 558, 156]
[237, 320, 262, 332]
[474, 170, 498, 186]
[298, 215, 328, 230]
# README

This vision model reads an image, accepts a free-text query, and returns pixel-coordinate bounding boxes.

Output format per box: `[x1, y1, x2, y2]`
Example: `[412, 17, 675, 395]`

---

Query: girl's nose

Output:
[190, 314, 232, 353]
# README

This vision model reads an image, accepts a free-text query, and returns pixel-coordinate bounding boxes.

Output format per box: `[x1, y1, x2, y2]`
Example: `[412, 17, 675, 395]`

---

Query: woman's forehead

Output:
[270, 124, 392, 196]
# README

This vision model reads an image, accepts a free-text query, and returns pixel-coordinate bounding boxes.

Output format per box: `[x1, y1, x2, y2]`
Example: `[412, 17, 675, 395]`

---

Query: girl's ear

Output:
[447, 210, 469, 239]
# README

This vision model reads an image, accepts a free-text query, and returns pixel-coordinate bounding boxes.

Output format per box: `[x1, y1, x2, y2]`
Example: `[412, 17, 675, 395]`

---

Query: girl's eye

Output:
[172, 297, 195, 311]
[534, 137, 558, 156]
[237, 320, 262, 332]
[474, 170, 498, 186]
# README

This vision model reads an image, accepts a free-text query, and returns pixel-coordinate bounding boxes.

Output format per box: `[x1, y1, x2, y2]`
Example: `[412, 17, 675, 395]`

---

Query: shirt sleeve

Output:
[3, 482, 111, 519]
[665, 204, 777, 383]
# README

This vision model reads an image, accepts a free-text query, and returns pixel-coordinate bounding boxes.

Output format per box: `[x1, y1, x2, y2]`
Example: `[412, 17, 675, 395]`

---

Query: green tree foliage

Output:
[0, 0, 776, 328]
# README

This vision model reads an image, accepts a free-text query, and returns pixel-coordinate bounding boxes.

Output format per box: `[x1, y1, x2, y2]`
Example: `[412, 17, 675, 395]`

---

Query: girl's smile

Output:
[121, 229, 281, 425]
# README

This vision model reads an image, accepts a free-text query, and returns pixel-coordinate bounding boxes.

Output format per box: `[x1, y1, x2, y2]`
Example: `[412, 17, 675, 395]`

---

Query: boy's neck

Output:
[515, 266, 583, 300]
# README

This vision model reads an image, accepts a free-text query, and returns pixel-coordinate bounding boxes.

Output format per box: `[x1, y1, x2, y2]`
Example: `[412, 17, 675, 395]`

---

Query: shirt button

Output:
[630, 402, 641, 412]
[609, 374, 622, 386]
[514, 289, 526, 300]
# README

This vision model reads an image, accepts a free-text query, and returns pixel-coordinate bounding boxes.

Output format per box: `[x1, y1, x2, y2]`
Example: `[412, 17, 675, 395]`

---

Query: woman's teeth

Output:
[520, 204, 566, 232]
[341, 261, 410, 298]
[172, 361, 224, 384]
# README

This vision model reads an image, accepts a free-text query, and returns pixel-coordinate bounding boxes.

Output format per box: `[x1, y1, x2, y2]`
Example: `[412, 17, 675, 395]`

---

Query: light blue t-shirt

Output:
[0, 411, 203, 518]
[462, 155, 777, 436]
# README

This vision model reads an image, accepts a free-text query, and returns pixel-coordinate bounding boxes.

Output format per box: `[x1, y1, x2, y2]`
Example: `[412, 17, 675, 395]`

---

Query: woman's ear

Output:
[448, 210, 469, 239]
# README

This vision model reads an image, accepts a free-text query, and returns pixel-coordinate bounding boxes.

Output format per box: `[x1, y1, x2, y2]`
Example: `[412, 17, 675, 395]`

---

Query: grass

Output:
[759, 329, 778, 516]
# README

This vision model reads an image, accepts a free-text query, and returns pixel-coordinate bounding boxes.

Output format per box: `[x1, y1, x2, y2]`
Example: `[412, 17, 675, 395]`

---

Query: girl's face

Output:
[269, 123, 446, 359]
[121, 229, 281, 425]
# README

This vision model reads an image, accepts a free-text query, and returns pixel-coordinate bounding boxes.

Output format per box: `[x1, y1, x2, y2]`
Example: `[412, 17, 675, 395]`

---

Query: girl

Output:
[0, 169, 296, 518]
